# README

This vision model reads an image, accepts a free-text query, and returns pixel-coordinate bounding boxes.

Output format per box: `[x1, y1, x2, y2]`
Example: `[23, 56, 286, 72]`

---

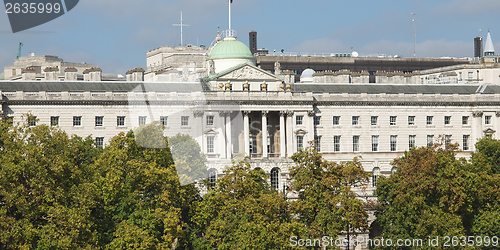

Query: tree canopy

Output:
[375, 141, 500, 249]
[0, 119, 199, 249]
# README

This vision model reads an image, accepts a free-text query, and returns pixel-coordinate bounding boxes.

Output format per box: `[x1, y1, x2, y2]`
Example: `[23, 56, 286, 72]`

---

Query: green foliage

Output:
[290, 145, 370, 239]
[191, 161, 306, 250]
[375, 141, 500, 249]
[0, 119, 200, 249]
[0, 118, 101, 249]
[169, 133, 207, 186]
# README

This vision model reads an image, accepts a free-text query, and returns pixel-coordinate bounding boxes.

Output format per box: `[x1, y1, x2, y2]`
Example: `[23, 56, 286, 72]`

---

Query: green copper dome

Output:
[207, 37, 256, 60]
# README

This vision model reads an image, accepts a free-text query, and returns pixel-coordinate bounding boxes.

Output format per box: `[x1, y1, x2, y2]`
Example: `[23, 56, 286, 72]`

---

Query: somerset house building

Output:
[2, 23, 500, 203]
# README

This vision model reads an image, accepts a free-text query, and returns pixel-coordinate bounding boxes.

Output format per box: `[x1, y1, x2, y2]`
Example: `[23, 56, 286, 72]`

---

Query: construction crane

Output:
[16, 42, 23, 59]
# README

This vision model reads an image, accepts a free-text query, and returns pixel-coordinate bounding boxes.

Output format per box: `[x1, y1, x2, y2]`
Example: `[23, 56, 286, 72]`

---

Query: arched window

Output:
[208, 168, 217, 189]
[270, 168, 280, 190]
[372, 167, 380, 187]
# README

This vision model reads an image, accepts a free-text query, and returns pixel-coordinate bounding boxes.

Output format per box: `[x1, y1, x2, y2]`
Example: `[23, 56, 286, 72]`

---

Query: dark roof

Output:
[0, 81, 204, 92]
[1, 81, 499, 95]
[292, 83, 484, 94]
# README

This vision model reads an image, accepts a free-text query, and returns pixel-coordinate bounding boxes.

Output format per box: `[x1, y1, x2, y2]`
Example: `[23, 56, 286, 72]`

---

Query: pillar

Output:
[262, 111, 268, 158]
[307, 110, 315, 145]
[244, 111, 250, 156]
[226, 112, 232, 159]
[472, 111, 483, 149]
[193, 110, 204, 153]
[219, 111, 227, 159]
[280, 111, 286, 158]
[286, 111, 294, 156]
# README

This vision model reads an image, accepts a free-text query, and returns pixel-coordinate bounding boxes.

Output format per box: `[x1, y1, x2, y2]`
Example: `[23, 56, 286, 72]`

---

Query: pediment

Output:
[484, 128, 496, 134]
[211, 63, 282, 81]
[294, 129, 308, 135]
[205, 128, 218, 135]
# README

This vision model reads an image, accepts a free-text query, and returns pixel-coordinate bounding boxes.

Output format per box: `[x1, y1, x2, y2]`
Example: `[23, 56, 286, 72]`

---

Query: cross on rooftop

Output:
[173, 11, 190, 47]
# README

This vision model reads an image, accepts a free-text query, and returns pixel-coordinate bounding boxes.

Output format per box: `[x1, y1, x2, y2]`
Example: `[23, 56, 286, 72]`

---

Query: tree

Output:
[168, 133, 207, 186]
[0, 118, 202, 249]
[289, 145, 370, 242]
[375, 141, 500, 249]
[0, 116, 102, 249]
[91, 129, 201, 249]
[191, 161, 305, 250]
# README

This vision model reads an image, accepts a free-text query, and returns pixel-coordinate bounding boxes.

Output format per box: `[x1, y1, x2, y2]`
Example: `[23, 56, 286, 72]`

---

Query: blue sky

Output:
[0, 0, 499, 74]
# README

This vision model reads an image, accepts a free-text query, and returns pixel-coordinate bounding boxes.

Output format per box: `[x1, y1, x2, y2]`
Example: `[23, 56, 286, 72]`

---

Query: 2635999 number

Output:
[5, 2, 61, 14]
[443, 236, 498, 247]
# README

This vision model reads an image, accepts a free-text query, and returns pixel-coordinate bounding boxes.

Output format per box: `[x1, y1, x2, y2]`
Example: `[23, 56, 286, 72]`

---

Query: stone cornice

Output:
[5, 99, 500, 107]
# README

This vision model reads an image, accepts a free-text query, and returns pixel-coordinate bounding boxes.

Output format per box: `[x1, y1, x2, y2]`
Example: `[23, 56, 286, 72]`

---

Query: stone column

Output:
[244, 111, 250, 156]
[193, 110, 204, 153]
[307, 110, 315, 145]
[262, 111, 268, 158]
[219, 111, 227, 159]
[226, 112, 233, 159]
[286, 111, 294, 156]
[472, 111, 483, 150]
[280, 111, 286, 158]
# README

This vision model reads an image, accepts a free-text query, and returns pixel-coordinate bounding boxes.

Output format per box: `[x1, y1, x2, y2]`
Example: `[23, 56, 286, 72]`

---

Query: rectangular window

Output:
[353, 136, 360, 152]
[207, 136, 215, 154]
[117, 116, 125, 126]
[462, 116, 469, 125]
[485, 116, 492, 125]
[409, 135, 416, 148]
[296, 116, 303, 125]
[206, 115, 214, 126]
[390, 135, 397, 152]
[139, 116, 147, 125]
[390, 116, 397, 126]
[445, 135, 452, 145]
[333, 116, 340, 125]
[371, 116, 378, 125]
[371, 135, 379, 152]
[96, 137, 104, 148]
[73, 116, 82, 127]
[50, 116, 59, 126]
[181, 116, 189, 126]
[297, 135, 304, 151]
[352, 116, 359, 125]
[468, 72, 473, 80]
[314, 136, 321, 152]
[334, 135, 341, 152]
[95, 116, 103, 127]
[160, 116, 168, 126]
[427, 135, 434, 147]
[426, 116, 433, 125]
[408, 116, 415, 125]
[314, 116, 321, 126]
[444, 116, 451, 125]
[463, 135, 470, 151]
[29, 116, 37, 127]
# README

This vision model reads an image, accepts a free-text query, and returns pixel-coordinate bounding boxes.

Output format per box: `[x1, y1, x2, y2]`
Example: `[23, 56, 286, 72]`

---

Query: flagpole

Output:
[228, 0, 232, 30]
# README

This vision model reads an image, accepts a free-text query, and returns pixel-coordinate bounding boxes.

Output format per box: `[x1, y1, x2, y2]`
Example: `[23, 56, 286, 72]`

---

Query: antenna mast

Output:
[229, 0, 232, 30]
[173, 11, 190, 46]
[411, 13, 416, 58]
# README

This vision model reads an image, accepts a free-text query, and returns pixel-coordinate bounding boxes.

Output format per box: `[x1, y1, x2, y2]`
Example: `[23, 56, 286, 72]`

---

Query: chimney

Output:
[44, 66, 59, 81]
[126, 67, 145, 81]
[83, 67, 102, 81]
[21, 67, 36, 80]
[64, 67, 78, 81]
